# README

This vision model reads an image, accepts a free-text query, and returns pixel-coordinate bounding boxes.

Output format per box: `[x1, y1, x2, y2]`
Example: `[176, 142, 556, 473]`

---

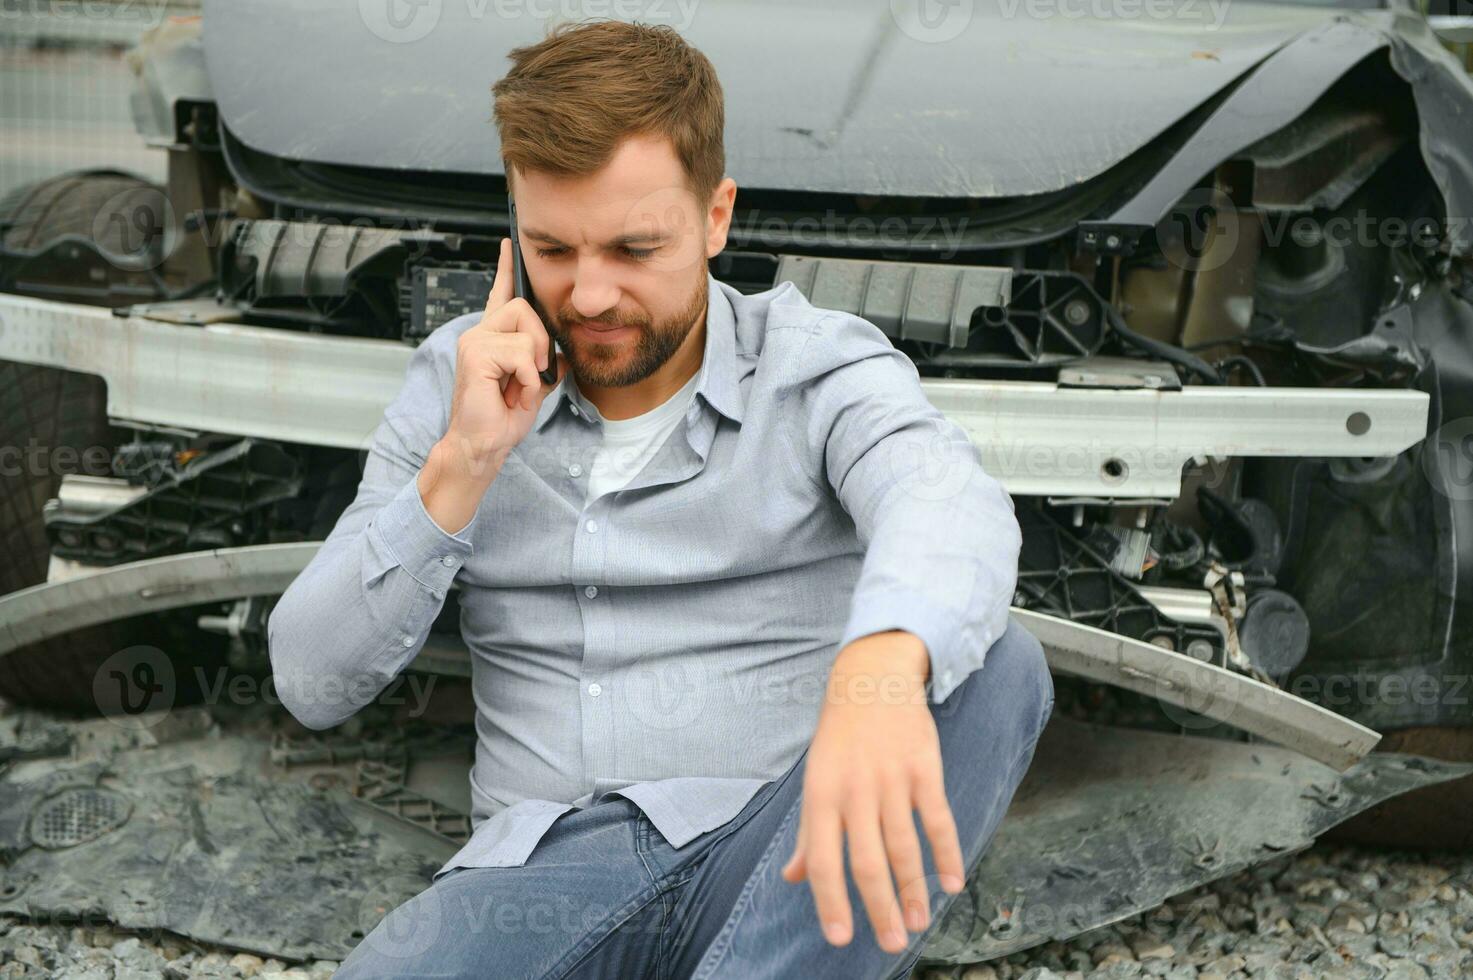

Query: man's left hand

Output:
[780, 630, 966, 954]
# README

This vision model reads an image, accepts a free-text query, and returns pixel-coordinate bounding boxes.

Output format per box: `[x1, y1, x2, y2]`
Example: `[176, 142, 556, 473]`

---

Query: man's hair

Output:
[492, 19, 725, 205]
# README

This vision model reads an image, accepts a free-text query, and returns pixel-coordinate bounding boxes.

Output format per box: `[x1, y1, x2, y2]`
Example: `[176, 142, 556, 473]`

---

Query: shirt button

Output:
[401, 635, 414, 648]
[431, 589, 444, 599]
[584, 519, 599, 533]
[440, 556, 457, 567]
[587, 682, 602, 697]
[569, 405, 581, 417]
[584, 585, 599, 599]
[569, 463, 583, 477]
[942, 669, 954, 686]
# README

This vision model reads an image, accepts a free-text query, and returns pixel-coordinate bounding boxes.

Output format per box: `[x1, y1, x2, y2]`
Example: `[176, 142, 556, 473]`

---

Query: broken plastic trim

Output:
[0, 545, 1379, 771]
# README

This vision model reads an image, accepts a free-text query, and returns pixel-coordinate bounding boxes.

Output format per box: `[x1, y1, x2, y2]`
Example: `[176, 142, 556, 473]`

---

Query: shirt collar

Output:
[534, 271, 745, 432]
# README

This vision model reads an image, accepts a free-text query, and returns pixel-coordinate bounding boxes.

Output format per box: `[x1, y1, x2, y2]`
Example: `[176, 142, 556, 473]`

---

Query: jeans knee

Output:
[994, 619, 1054, 741]
[942, 619, 1052, 740]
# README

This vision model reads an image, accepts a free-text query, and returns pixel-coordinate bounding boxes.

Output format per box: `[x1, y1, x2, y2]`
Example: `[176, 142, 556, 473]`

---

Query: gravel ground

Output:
[0, 920, 338, 979]
[916, 842, 1473, 980]
[0, 677, 1467, 978]
[1, 839, 1469, 978]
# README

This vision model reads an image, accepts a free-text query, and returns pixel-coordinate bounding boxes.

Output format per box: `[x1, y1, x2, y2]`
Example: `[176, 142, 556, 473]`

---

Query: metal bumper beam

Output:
[0, 293, 1429, 499]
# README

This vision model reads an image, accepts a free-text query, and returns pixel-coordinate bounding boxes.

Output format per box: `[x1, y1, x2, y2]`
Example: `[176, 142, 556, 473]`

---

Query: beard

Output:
[545, 260, 709, 389]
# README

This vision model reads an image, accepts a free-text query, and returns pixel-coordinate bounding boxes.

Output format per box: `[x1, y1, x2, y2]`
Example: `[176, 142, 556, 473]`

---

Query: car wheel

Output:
[0, 171, 226, 714]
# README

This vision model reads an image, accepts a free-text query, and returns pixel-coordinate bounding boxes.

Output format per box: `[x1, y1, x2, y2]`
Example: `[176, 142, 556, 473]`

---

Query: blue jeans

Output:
[336, 618, 1053, 980]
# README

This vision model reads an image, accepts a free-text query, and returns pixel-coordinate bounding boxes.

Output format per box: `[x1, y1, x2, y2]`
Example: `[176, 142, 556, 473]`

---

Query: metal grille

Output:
[30, 786, 132, 848]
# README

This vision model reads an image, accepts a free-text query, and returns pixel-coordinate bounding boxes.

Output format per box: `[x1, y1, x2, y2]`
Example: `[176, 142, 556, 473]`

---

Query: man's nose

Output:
[570, 261, 621, 319]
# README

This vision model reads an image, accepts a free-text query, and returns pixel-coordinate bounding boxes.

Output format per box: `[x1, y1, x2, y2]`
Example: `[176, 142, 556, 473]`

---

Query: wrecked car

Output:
[2, 0, 1473, 968]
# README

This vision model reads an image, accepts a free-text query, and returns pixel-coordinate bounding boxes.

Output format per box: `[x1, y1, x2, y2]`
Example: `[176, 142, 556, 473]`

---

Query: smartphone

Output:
[508, 198, 560, 386]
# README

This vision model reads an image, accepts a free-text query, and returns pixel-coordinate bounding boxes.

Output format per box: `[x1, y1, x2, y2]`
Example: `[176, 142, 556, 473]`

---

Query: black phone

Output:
[509, 198, 560, 386]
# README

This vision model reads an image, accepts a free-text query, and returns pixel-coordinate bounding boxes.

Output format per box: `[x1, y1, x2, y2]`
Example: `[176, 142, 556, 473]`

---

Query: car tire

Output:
[0, 171, 225, 714]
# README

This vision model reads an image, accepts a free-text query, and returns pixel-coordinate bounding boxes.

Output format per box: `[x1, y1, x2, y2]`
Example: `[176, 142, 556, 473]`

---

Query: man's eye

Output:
[534, 245, 655, 260]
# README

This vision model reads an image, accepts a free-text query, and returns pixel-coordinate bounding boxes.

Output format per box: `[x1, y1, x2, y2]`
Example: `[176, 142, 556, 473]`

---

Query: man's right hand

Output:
[419, 237, 565, 533]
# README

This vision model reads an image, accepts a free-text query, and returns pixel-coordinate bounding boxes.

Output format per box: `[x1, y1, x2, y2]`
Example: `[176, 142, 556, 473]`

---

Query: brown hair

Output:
[492, 19, 725, 205]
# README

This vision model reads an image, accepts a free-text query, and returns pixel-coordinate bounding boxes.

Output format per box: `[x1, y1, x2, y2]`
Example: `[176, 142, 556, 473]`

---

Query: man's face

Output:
[511, 134, 735, 389]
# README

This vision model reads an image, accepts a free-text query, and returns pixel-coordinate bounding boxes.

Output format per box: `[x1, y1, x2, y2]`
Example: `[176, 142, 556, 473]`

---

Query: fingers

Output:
[914, 765, 966, 895]
[459, 325, 543, 414]
[804, 803, 854, 947]
[471, 329, 537, 389]
[882, 781, 930, 934]
[781, 847, 807, 884]
[845, 791, 908, 954]
[481, 239, 554, 387]
[500, 343, 540, 413]
[488, 236, 514, 311]
[501, 376, 531, 413]
[472, 298, 549, 398]
[506, 349, 566, 414]
[510, 332, 542, 397]
[521, 302, 551, 371]
[483, 292, 551, 376]
[781, 802, 809, 883]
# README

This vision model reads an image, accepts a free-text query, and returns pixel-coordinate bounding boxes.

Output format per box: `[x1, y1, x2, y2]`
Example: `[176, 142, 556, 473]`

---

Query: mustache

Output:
[556, 310, 649, 331]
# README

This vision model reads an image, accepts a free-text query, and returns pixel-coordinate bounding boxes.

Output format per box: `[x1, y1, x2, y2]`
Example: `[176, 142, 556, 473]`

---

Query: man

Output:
[268, 18, 1053, 980]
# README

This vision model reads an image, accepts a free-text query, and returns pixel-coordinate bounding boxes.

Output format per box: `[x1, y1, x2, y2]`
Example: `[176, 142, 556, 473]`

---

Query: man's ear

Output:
[704, 177, 738, 258]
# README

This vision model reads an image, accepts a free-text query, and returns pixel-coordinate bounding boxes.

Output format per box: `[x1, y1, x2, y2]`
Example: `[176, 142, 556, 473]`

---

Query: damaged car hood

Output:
[200, 0, 1345, 198]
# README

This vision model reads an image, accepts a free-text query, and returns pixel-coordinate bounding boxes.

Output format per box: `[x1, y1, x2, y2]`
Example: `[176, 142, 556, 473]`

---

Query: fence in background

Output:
[0, 0, 199, 201]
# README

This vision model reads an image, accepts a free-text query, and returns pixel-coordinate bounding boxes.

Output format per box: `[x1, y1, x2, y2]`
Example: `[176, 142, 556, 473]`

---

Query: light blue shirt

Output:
[266, 272, 1022, 880]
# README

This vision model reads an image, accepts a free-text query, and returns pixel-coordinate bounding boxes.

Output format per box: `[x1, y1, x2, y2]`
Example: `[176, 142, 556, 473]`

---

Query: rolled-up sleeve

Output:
[266, 326, 480, 730]
[799, 311, 1021, 705]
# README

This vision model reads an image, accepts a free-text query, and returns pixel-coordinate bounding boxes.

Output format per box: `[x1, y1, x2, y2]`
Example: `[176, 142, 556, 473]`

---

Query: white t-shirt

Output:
[586, 367, 703, 502]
